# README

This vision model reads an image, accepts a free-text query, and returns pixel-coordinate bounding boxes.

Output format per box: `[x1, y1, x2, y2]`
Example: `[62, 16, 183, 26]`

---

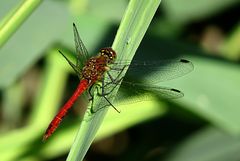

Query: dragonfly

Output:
[42, 23, 193, 141]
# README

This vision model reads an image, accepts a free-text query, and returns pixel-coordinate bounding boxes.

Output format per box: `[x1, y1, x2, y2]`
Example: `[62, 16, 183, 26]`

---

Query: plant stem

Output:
[67, 0, 162, 161]
[0, 0, 42, 48]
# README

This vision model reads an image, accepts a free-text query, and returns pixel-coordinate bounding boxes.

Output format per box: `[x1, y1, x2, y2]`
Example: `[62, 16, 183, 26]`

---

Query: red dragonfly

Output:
[43, 23, 193, 141]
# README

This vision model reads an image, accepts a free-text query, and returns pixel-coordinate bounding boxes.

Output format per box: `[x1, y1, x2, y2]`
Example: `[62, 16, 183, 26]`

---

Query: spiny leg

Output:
[104, 65, 128, 87]
[100, 65, 128, 96]
[101, 76, 120, 113]
[89, 65, 128, 113]
[88, 83, 104, 114]
[89, 77, 121, 113]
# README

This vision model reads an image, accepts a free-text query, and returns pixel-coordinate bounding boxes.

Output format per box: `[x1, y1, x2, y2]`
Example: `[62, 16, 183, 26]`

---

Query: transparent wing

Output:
[98, 80, 184, 108]
[91, 80, 183, 112]
[73, 23, 89, 69]
[111, 59, 194, 83]
[118, 81, 184, 100]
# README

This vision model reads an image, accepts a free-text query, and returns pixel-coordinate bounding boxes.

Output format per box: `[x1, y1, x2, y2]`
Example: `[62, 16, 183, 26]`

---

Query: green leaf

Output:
[165, 127, 240, 161]
[162, 56, 240, 135]
[0, 1, 70, 88]
[163, 0, 240, 24]
[66, 0, 162, 161]
[0, 0, 42, 47]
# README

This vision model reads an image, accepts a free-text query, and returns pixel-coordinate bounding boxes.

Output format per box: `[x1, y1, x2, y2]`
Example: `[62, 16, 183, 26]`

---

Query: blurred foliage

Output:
[0, 0, 240, 161]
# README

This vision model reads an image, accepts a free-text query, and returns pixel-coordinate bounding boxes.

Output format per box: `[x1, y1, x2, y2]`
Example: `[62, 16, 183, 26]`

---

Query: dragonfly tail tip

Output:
[42, 134, 49, 142]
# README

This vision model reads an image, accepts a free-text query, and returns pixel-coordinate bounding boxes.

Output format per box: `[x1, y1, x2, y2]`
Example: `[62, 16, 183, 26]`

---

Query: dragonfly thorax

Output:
[82, 58, 99, 81]
[81, 48, 116, 82]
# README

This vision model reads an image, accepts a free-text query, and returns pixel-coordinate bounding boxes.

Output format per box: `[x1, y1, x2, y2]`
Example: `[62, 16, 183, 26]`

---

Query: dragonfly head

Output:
[99, 47, 116, 64]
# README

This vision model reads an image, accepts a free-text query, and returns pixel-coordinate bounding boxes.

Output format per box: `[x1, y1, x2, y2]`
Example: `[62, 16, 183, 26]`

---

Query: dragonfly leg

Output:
[101, 76, 123, 96]
[88, 84, 96, 101]
[92, 65, 127, 97]
[89, 77, 121, 113]
[88, 85, 97, 113]
[88, 83, 101, 113]
[89, 65, 128, 113]
[102, 95, 120, 113]
[100, 65, 128, 96]
[88, 83, 112, 113]
[104, 65, 128, 86]
[101, 76, 120, 113]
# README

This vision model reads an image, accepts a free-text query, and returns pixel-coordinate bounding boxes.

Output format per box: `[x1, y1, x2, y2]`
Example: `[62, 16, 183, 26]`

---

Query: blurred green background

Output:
[1, 0, 240, 161]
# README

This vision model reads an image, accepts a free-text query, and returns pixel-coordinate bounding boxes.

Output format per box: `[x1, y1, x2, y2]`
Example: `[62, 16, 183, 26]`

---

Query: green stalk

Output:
[0, 0, 42, 48]
[67, 0, 162, 161]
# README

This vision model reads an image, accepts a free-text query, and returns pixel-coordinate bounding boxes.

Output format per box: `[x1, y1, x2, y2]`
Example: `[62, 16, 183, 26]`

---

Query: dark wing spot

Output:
[180, 59, 190, 63]
[171, 88, 181, 93]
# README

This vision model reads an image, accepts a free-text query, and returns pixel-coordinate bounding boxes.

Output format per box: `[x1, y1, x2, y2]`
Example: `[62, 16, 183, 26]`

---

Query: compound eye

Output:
[99, 47, 116, 62]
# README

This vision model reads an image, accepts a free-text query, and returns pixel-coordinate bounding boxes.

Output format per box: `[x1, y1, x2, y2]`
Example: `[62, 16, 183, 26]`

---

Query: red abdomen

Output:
[43, 79, 90, 141]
